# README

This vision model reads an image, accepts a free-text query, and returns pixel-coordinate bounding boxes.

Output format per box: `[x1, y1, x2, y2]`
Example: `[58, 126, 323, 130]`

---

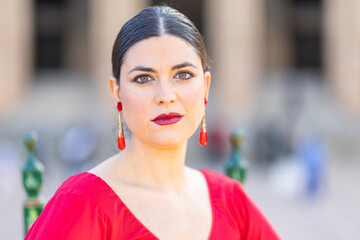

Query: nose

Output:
[155, 79, 176, 105]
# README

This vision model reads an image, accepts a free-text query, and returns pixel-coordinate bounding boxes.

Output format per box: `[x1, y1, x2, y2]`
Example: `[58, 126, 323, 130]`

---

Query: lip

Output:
[151, 112, 183, 125]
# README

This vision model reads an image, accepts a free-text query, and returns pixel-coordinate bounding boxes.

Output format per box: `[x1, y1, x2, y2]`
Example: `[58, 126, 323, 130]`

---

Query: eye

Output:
[175, 71, 193, 80]
[133, 75, 153, 84]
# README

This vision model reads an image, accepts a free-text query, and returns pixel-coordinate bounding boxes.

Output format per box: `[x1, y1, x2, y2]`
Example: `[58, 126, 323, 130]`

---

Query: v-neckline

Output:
[86, 169, 215, 240]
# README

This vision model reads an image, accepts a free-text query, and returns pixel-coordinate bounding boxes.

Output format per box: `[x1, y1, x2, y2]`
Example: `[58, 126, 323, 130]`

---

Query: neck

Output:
[117, 136, 188, 190]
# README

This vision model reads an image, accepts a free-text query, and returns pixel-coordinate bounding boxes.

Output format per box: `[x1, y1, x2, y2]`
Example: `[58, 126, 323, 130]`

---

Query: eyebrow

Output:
[128, 66, 155, 74]
[171, 62, 197, 70]
[128, 62, 197, 74]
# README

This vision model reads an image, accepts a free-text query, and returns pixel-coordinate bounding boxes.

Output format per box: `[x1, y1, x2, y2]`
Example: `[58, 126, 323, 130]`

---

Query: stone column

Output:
[324, 0, 360, 114]
[265, 0, 293, 71]
[0, 0, 33, 116]
[89, 0, 148, 111]
[205, 0, 264, 118]
[204, 0, 265, 121]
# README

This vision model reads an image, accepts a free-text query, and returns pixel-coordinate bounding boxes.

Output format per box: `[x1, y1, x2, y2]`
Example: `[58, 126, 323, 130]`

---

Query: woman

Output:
[26, 6, 280, 240]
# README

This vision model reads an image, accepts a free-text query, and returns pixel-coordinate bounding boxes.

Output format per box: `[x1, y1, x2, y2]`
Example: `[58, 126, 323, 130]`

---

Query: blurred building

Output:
[1, 1, 360, 239]
[1, 0, 359, 118]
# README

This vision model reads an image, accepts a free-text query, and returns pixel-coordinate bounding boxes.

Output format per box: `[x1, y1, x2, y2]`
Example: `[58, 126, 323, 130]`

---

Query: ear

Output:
[203, 71, 211, 102]
[109, 76, 121, 105]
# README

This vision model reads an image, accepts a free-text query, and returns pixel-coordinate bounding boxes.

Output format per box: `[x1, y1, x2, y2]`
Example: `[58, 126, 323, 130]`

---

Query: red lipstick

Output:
[151, 112, 183, 125]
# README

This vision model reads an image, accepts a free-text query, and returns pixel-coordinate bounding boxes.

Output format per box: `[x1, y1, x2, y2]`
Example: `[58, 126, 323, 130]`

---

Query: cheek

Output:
[185, 80, 205, 103]
[180, 83, 205, 121]
[119, 84, 151, 125]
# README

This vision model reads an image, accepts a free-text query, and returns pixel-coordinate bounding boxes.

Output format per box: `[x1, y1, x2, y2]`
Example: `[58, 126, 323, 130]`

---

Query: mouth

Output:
[151, 112, 183, 126]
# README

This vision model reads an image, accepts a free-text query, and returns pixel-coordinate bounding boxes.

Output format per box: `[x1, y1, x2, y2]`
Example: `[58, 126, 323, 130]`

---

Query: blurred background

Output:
[1, 0, 360, 239]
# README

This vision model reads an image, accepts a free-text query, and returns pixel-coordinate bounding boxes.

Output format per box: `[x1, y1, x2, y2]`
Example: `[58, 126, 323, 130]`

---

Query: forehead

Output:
[121, 35, 202, 70]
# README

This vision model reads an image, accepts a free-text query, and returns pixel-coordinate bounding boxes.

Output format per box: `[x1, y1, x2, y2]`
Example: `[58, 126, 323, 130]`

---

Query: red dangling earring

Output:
[199, 98, 207, 146]
[199, 115, 207, 146]
[117, 101, 126, 150]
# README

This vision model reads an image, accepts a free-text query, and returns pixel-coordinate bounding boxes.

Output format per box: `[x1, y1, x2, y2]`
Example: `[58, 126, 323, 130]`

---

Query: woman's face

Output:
[110, 35, 211, 148]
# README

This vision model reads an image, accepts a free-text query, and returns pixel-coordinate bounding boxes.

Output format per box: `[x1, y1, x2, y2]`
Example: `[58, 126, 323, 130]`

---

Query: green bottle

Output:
[225, 130, 248, 184]
[23, 131, 44, 236]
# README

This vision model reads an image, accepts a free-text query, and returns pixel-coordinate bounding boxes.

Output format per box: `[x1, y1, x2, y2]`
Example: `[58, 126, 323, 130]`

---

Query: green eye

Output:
[134, 75, 152, 83]
[175, 72, 193, 80]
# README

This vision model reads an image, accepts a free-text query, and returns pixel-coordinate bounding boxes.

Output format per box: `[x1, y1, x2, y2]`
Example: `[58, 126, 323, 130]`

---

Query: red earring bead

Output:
[199, 114, 207, 146]
[118, 135, 126, 150]
[199, 129, 207, 146]
[204, 98, 207, 106]
[117, 102, 123, 111]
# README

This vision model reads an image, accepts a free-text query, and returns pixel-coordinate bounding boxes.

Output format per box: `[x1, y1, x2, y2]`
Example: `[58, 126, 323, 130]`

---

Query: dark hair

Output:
[111, 6, 210, 84]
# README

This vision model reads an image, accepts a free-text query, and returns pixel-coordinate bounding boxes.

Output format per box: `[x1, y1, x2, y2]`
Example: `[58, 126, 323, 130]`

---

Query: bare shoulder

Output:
[88, 153, 122, 180]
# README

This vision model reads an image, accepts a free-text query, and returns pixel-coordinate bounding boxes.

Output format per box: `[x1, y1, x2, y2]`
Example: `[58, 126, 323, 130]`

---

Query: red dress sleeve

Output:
[25, 188, 108, 240]
[201, 169, 281, 240]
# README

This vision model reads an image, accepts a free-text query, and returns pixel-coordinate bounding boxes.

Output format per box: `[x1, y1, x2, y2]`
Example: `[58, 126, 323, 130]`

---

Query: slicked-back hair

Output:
[111, 6, 210, 84]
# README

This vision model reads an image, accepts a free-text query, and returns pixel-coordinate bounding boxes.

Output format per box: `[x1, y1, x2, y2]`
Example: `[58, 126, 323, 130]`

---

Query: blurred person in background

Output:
[25, 6, 280, 240]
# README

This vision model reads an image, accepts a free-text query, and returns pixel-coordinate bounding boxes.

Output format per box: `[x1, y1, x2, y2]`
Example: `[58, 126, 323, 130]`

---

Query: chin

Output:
[149, 134, 189, 149]
[132, 128, 195, 149]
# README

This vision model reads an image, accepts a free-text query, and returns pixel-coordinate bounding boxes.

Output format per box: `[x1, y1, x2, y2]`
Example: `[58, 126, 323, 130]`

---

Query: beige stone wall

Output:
[89, 0, 148, 111]
[0, 0, 33, 116]
[204, 0, 265, 119]
[324, 0, 360, 114]
[2, 0, 359, 118]
[265, 0, 294, 71]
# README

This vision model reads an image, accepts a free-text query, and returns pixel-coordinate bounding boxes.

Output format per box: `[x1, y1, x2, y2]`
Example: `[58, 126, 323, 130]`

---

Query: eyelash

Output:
[133, 74, 153, 84]
[132, 71, 194, 84]
[174, 71, 194, 80]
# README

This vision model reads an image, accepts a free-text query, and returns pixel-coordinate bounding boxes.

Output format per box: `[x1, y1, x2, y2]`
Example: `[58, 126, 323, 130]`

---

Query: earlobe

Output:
[204, 71, 211, 99]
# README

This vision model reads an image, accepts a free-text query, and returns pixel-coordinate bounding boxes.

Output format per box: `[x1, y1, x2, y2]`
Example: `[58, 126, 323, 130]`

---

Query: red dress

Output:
[25, 170, 281, 239]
